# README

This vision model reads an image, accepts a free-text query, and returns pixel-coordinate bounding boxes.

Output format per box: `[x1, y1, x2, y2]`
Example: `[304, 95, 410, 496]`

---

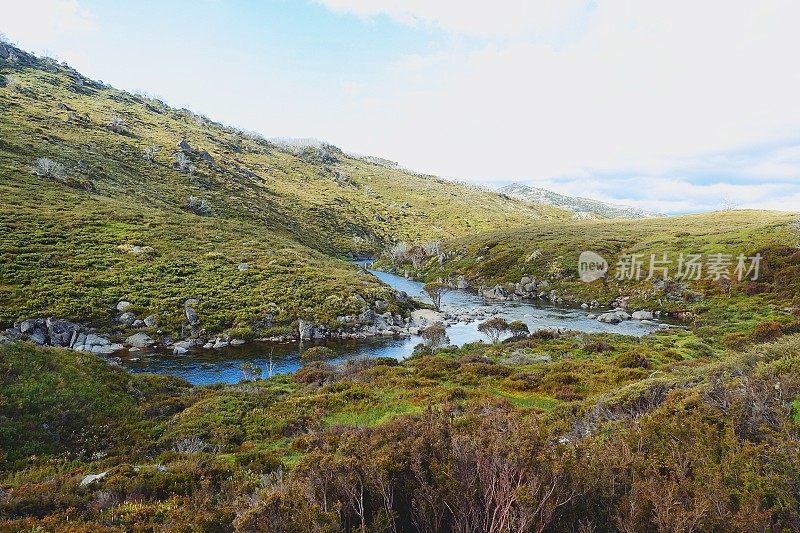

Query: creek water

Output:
[123, 266, 667, 385]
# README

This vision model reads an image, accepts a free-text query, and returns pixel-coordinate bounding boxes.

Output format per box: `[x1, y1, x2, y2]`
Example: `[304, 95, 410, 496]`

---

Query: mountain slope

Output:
[500, 182, 655, 219]
[0, 42, 565, 333]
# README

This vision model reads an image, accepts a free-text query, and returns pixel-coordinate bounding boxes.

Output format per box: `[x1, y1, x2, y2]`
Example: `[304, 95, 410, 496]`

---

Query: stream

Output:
[123, 266, 669, 385]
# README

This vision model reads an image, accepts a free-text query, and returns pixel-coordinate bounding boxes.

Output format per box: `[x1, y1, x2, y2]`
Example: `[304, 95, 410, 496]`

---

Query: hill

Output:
[500, 182, 656, 219]
[0, 41, 565, 333]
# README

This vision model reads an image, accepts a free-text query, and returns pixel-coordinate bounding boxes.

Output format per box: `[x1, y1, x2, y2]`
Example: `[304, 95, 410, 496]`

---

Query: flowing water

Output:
[123, 266, 669, 385]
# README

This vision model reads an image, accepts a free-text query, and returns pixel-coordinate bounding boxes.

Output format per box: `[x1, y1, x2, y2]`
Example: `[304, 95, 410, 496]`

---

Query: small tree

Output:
[143, 144, 159, 162]
[33, 157, 66, 182]
[174, 152, 194, 173]
[301, 345, 335, 363]
[478, 317, 509, 344]
[421, 322, 449, 349]
[386, 241, 411, 266]
[107, 114, 127, 134]
[240, 362, 262, 382]
[424, 281, 451, 310]
[508, 320, 530, 338]
[409, 245, 427, 268]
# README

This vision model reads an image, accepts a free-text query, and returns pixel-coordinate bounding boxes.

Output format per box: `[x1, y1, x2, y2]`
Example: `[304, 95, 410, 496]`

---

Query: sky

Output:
[2, 0, 800, 214]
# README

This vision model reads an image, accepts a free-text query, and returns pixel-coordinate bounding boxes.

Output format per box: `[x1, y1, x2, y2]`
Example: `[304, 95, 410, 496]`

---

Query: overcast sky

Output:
[3, 0, 800, 213]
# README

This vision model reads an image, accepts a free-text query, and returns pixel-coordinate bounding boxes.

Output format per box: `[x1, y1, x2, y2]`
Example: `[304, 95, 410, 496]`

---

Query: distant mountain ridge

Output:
[500, 183, 656, 219]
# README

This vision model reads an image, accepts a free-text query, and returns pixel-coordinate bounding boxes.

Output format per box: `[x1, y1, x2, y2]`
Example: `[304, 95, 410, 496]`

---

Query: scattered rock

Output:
[230, 338, 246, 346]
[116, 301, 133, 312]
[631, 310, 654, 320]
[125, 332, 154, 348]
[237, 263, 249, 271]
[143, 315, 157, 327]
[119, 312, 137, 326]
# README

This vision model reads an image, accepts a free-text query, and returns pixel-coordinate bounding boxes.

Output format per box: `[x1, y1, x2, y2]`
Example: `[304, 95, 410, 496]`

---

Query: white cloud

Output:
[316, 0, 588, 38]
[0, 0, 93, 51]
[313, 1, 800, 213]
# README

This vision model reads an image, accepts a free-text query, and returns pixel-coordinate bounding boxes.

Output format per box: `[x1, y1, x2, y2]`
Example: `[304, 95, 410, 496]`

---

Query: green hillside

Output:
[0, 42, 563, 332]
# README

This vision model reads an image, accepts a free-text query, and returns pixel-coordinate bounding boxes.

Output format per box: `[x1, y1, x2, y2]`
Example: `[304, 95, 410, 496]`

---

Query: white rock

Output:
[80, 472, 108, 487]
[116, 301, 133, 312]
[631, 310, 654, 320]
[230, 338, 246, 346]
[125, 332, 154, 348]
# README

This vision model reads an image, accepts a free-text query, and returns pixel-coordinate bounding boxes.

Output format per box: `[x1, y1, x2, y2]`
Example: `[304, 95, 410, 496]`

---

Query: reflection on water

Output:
[124, 265, 668, 385]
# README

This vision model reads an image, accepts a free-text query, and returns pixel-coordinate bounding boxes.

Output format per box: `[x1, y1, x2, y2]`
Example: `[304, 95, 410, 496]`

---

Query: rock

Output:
[91, 343, 123, 354]
[177, 139, 192, 152]
[19, 319, 37, 334]
[84, 334, 110, 347]
[0, 336, 11, 345]
[119, 312, 137, 326]
[46, 318, 78, 347]
[457, 277, 470, 290]
[581, 303, 589, 309]
[116, 301, 133, 312]
[237, 263, 249, 271]
[297, 319, 325, 340]
[230, 338, 246, 346]
[143, 315, 157, 327]
[125, 332, 154, 348]
[133, 320, 145, 328]
[173, 341, 191, 355]
[373, 300, 389, 313]
[597, 312, 622, 324]
[185, 308, 200, 326]
[198, 150, 215, 163]
[185, 298, 199, 306]
[29, 329, 47, 345]
[521, 276, 532, 285]
[597, 310, 631, 324]
[212, 338, 229, 349]
[631, 310, 654, 320]
[80, 472, 108, 487]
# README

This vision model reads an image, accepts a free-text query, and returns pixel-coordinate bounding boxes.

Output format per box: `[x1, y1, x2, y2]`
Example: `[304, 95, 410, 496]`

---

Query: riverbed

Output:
[123, 267, 668, 385]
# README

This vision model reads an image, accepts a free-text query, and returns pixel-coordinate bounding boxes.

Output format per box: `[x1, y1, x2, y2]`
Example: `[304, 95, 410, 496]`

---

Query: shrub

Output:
[142, 144, 159, 162]
[421, 322, 449, 349]
[300, 346, 335, 363]
[615, 351, 651, 369]
[185, 196, 212, 216]
[508, 320, 529, 338]
[32, 157, 66, 181]
[107, 114, 127, 134]
[751, 321, 783, 342]
[174, 152, 194, 173]
[478, 317, 509, 344]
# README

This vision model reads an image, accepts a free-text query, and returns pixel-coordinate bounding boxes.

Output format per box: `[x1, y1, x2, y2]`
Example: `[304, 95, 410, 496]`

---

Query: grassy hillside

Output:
[0, 42, 562, 332]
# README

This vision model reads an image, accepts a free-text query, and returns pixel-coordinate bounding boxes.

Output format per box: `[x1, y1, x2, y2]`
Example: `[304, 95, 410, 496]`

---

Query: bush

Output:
[185, 196, 212, 216]
[614, 351, 651, 369]
[300, 346, 335, 363]
[107, 114, 127, 134]
[751, 321, 783, 342]
[32, 157, 66, 181]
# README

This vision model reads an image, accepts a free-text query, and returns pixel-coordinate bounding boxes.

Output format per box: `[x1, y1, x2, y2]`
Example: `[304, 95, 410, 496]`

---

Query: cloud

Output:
[316, 0, 588, 38]
[1, 0, 93, 51]
[314, 1, 800, 213]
